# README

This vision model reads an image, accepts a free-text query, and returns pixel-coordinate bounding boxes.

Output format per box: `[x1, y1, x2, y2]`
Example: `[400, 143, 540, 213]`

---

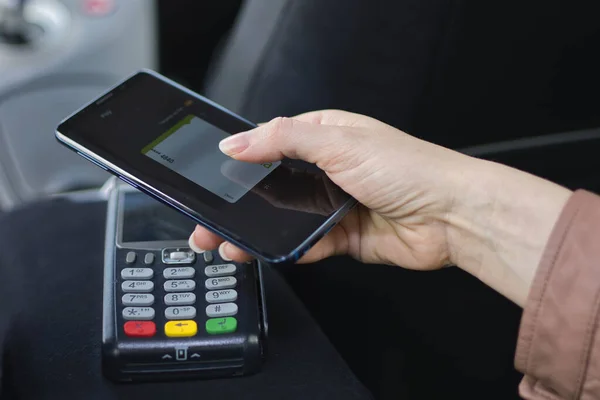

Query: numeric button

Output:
[122, 293, 154, 306]
[122, 280, 154, 293]
[164, 292, 196, 306]
[163, 267, 195, 279]
[205, 289, 238, 303]
[164, 279, 195, 292]
[165, 306, 196, 320]
[121, 268, 153, 280]
[205, 276, 237, 290]
[204, 264, 236, 277]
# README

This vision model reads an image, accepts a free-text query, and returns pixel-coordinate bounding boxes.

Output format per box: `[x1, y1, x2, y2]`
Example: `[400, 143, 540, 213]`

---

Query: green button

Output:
[206, 317, 237, 334]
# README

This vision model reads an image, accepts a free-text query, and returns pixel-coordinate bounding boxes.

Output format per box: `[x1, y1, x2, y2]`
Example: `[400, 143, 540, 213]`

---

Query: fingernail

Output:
[219, 131, 250, 156]
[218, 242, 233, 261]
[188, 233, 205, 254]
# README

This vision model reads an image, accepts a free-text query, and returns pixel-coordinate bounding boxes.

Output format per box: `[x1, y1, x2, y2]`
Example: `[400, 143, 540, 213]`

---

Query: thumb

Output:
[218, 116, 349, 166]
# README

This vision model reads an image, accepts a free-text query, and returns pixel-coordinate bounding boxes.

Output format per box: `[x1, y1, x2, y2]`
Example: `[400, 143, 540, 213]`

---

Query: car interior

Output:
[1, 0, 599, 399]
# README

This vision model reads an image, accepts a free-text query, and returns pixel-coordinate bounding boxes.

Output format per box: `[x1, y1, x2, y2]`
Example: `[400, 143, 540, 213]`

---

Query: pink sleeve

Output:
[515, 189, 600, 400]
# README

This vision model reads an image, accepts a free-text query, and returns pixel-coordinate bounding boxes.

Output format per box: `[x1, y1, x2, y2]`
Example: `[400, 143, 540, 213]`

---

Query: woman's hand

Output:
[190, 110, 468, 270]
[190, 110, 572, 306]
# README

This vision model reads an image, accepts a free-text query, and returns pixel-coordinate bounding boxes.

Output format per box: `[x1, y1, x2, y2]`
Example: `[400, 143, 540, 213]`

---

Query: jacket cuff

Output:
[515, 189, 600, 399]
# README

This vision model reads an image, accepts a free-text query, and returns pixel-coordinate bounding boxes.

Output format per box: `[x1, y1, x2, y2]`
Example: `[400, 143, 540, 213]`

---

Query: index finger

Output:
[188, 225, 223, 253]
[189, 225, 253, 263]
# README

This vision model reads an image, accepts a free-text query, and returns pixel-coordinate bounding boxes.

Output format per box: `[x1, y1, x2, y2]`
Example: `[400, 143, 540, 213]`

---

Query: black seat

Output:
[202, 1, 600, 398]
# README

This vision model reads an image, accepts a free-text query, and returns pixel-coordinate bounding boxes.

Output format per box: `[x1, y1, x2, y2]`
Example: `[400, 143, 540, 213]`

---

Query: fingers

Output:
[259, 110, 359, 128]
[218, 116, 351, 166]
[295, 224, 348, 263]
[290, 109, 380, 129]
[188, 223, 348, 264]
[217, 242, 254, 263]
[188, 225, 223, 253]
[188, 225, 254, 263]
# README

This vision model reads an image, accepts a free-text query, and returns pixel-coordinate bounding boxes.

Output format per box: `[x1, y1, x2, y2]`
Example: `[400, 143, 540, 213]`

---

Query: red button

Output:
[124, 321, 156, 338]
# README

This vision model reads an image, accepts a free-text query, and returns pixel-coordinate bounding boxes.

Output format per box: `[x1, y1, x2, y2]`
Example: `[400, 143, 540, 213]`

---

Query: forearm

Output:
[446, 157, 572, 306]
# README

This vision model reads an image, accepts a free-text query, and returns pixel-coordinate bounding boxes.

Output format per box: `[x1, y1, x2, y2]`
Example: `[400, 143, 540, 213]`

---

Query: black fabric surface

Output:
[0, 198, 372, 400]
[201, 1, 600, 398]
[205, 0, 600, 149]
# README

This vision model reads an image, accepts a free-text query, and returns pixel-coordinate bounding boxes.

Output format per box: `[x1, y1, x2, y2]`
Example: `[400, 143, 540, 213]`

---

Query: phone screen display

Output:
[142, 114, 280, 203]
[57, 71, 353, 259]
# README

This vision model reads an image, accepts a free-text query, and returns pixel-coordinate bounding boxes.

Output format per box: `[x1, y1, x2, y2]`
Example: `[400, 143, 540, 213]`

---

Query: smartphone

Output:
[55, 70, 357, 264]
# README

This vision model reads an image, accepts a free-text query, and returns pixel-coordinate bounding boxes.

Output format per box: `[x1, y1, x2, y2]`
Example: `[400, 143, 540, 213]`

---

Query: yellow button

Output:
[165, 320, 197, 337]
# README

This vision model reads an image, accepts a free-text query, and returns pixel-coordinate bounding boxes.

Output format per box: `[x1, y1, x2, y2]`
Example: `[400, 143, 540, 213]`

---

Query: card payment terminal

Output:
[102, 179, 267, 382]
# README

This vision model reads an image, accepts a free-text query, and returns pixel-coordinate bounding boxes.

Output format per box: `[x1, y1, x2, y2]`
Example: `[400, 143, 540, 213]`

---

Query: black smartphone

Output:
[55, 69, 357, 264]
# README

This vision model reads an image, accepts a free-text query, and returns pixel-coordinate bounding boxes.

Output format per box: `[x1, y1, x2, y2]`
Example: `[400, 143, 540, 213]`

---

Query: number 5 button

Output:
[164, 279, 195, 292]
[205, 276, 237, 290]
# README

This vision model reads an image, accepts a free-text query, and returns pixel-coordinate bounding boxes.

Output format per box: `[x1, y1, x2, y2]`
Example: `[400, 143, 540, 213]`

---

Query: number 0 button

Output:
[165, 306, 196, 320]
[164, 279, 195, 292]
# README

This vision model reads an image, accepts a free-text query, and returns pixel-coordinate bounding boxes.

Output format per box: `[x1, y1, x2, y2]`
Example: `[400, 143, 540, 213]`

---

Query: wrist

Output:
[444, 156, 572, 306]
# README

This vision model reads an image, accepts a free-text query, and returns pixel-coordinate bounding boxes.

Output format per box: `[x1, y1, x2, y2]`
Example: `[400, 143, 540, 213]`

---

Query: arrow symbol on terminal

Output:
[191, 353, 200, 359]
[175, 322, 188, 327]
[162, 354, 172, 360]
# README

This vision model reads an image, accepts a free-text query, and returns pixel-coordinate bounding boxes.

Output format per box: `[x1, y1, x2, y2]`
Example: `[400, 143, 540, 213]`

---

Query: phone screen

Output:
[142, 114, 280, 204]
[57, 71, 354, 260]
